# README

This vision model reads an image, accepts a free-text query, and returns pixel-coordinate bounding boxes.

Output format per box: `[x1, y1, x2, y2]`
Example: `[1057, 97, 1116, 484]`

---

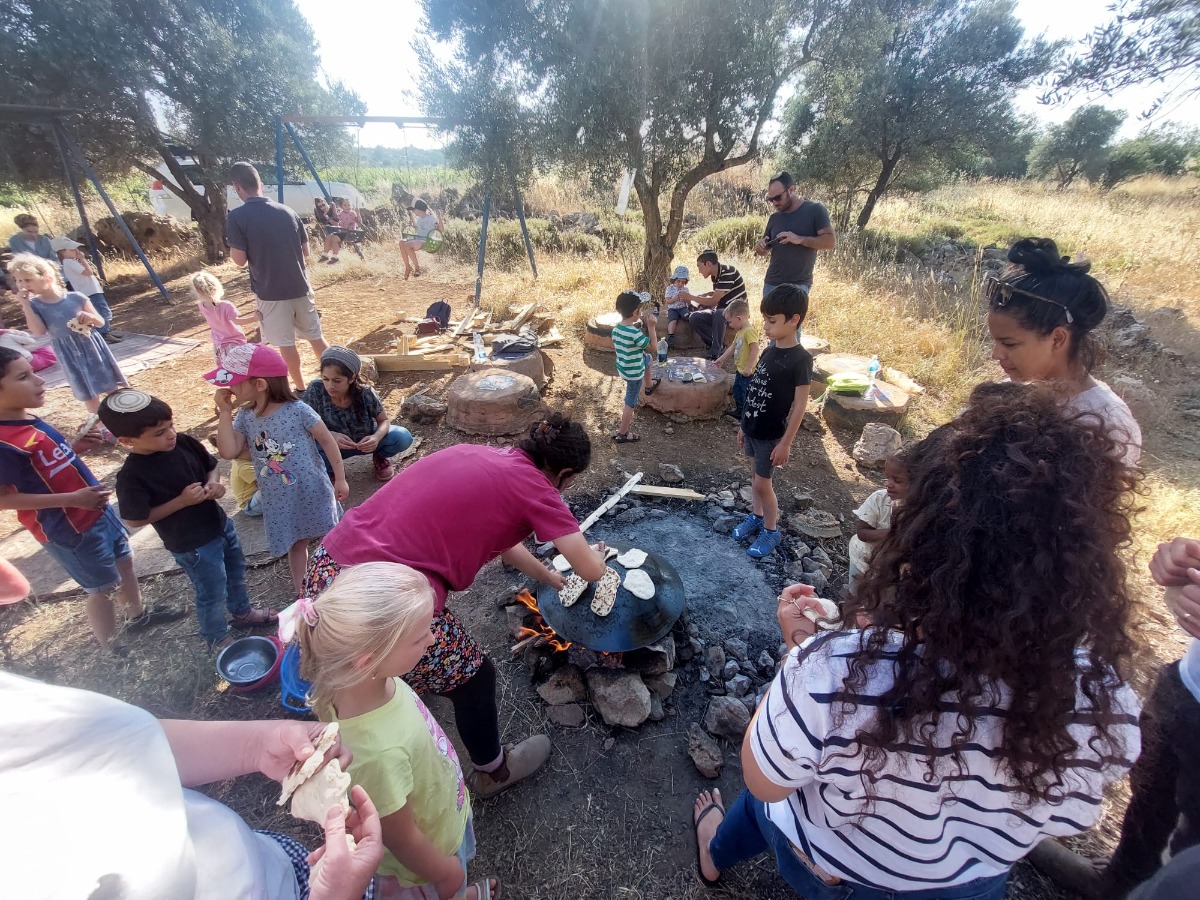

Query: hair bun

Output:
[1008, 237, 1092, 276]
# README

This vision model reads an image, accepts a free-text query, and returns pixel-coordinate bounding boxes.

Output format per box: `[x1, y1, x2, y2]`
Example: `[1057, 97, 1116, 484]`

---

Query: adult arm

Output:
[775, 228, 835, 251]
[229, 248, 248, 267]
[159, 718, 351, 787]
[379, 804, 465, 900]
[0, 556, 31, 603]
[356, 410, 393, 453]
[770, 384, 811, 467]
[552, 531, 608, 582]
[226, 212, 249, 267]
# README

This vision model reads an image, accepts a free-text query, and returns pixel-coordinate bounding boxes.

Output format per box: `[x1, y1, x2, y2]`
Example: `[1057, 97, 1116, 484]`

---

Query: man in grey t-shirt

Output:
[754, 171, 835, 299]
[226, 162, 328, 390]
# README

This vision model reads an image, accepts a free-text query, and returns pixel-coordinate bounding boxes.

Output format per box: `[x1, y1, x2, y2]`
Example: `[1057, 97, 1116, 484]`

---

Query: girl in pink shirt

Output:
[191, 271, 259, 362]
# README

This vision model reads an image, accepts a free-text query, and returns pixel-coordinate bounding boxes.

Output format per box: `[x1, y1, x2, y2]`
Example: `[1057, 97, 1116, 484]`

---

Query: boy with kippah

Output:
[99, 389, 276, 651]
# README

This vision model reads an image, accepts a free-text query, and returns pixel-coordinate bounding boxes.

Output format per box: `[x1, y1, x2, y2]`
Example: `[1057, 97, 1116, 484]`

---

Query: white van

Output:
[148, 157, 365, 222]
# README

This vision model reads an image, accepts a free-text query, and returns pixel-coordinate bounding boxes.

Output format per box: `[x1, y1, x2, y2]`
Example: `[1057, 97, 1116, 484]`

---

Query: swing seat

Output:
[402, 229, 444, 254]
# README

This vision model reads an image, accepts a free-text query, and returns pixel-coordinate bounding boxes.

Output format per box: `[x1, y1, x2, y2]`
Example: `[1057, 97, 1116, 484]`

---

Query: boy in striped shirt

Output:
[612, 290, 658, 443]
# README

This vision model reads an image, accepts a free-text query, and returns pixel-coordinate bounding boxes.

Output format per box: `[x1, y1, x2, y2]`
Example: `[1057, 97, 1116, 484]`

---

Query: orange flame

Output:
[513, 589, 572, 652]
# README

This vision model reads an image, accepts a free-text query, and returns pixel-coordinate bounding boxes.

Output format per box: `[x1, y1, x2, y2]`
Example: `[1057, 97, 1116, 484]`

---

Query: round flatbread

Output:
[615, 548, 647, 569]
[623, 568, 655, 600]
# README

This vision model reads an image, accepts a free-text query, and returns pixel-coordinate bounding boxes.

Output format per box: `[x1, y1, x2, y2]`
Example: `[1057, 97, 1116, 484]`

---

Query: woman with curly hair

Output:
[986, 236, 1141, 466]
[692, 381, 1141, 899]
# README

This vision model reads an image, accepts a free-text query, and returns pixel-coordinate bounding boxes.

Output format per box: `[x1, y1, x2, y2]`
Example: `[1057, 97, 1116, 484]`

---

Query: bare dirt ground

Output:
[0, 245, 1194, 899]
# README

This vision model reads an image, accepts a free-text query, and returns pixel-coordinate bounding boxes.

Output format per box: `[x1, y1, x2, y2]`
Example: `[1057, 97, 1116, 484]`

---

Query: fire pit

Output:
[534, 540, 686, 652]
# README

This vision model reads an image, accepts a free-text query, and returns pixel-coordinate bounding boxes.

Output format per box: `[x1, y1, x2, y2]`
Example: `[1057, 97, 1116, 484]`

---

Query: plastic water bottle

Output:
[472, 332, 488, 363]
[867, 354, 881, 383]
[657, 337, 668, 363]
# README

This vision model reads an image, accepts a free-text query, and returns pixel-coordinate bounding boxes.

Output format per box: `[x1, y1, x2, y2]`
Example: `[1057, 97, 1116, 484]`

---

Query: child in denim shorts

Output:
[611, 290, 658, 444]
[0, 348, 179, 651]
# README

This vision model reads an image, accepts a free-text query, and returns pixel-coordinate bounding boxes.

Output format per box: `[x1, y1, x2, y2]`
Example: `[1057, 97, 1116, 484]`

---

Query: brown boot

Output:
[471, 735, 551, 799]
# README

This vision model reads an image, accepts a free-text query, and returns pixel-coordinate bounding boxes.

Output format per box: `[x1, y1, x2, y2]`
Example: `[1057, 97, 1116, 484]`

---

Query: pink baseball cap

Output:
[202, 343, 289, 386]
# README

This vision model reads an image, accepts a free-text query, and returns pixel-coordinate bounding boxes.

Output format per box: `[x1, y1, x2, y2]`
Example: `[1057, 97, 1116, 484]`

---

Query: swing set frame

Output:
[0, 105, 171, 303]
[276, 114, 537, 307]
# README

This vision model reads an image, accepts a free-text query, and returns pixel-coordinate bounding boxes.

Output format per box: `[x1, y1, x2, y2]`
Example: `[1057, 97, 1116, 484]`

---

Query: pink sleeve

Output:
[526, 484, 583, 544]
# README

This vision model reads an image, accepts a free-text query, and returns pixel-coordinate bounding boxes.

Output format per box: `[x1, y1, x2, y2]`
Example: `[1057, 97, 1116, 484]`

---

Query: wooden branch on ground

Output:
[630, 485, 705, 500]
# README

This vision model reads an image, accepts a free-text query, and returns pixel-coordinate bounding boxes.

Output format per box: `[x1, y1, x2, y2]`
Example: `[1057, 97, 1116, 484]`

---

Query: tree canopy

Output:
[0, 0, 360, 260]
[780, 0, 1056, 229]
[1028, 105, 1126, 189]
[419, 0, 873, 291]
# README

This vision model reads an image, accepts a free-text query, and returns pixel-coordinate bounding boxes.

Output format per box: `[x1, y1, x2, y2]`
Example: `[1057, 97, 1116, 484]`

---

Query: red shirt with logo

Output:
[0, 417, 102, 545]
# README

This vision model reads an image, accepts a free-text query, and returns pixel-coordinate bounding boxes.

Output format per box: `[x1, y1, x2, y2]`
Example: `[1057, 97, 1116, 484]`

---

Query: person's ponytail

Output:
[518, 411, 591, 477]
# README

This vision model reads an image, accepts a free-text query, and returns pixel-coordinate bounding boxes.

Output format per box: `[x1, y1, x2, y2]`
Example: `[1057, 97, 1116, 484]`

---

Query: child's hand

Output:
[178, 483, 207, 506]
[204, 482, 227, 501]
[334, 478, 350, 502]
[737, 429, 745, 449]
[66, 485, 111, 509]
[770, 439, 792, 467]
[214, 389, 237, 416]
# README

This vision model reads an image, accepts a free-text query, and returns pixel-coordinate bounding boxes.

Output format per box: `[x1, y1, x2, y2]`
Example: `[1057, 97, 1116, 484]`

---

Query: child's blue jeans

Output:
[88, 292, 113, 334]
[170, 518, 250, 644]
[732, 372, 751, 417]
[708, 788, 1008, 900]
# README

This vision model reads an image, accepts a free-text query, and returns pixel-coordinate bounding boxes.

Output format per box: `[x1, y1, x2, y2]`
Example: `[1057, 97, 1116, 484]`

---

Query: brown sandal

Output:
[230, 607, 279, 628]
[613, 432, 641, 443]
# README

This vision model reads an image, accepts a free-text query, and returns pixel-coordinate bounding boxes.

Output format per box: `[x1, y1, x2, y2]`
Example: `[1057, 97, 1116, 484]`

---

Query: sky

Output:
[293, 0, 1199, 151]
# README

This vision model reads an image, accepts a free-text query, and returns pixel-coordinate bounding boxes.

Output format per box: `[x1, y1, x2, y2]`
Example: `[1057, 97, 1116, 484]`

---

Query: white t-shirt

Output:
[750, 632, 1141, 892]
[1180, 641, 1200, 704]
[0, 673, 298, 900]
[412, 212, 439, 239]
[1067, 381, 1142, 467]
[61, 257, 103, 297]
[848, 488, 892, 574]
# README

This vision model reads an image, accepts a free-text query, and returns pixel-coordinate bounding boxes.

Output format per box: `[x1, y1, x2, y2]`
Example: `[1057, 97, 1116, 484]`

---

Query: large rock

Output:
[446, 369, 547, 436]
[703, 695, 752, 738]
[789, 509, 843, 539]
[633, 635, 676, 676]
[688, 723, 724, 778]
[586, 669, 652, 727]
[823, 380, 911, 431]
[547, 703, 586, 728]
[644, 671, 678, 700]
[400, 392, 447, 424]
[643, 358, 733, 420]
[76, 212, 192, 256]
[852, 423, 902, 469]
[537, 665, 588, 705]
[659, 463, 685, 484]
[470, 349, 547, 388]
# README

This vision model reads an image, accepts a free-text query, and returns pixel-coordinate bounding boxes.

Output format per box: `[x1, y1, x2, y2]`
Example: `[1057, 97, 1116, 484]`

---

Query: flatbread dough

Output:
[615, 548, 647, 569]
[591, 567, 621, 617]
[279, 722, 340, 805]
[290, 758, 351, 825]
[800, 597, 840, 626]
[552, 554, 571, 573]
[623, 568, 655, 600]
[604, 547, 620, 561]
[559, 573, 588, 608]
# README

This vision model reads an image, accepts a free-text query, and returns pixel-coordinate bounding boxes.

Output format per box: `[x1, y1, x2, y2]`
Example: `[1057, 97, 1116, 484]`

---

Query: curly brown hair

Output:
[849, 381, 1138, 806]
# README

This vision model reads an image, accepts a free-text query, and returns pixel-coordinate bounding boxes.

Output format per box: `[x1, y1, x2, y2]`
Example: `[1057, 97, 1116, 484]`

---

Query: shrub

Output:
[440, 218, 606, 270]
[691, 215, 768, 254]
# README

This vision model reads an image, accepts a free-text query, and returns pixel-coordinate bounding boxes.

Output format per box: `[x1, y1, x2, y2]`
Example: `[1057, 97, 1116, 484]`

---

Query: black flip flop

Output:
[613, 432, 641, 443]
[694, 800, 725, 887]
[645, 378, 662, 395]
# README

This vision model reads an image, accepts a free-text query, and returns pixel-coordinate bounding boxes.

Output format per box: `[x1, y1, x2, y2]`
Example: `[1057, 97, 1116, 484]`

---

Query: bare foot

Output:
[693, 788, 724, 885]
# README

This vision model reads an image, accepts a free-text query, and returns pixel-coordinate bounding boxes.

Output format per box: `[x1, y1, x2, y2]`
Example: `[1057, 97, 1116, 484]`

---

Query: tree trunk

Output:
[641, 233, 674, 297]
[855, 153, 901, 229]
[195, 204, 227, 263]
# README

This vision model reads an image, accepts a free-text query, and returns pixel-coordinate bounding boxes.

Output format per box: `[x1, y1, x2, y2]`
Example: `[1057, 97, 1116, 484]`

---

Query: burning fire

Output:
[513, 589, 572, 652]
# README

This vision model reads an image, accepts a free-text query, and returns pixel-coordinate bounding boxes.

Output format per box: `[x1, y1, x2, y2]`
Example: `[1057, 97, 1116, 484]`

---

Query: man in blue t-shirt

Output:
[754, 171, 835, 300]
[226, 162, 328, 391]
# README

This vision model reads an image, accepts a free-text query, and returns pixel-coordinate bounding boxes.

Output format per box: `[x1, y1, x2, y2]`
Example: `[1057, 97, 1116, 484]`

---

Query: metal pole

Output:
[513, 188, 537, 279]
[274, 117, 285, 204]
[51, 123, 105, 283]
[55, 123, 170, 303]
[473, 193, 491, 308]
[284, 122, 333, 202]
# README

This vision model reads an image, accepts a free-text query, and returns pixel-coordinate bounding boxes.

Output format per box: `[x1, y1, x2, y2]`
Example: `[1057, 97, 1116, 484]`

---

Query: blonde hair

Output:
[296, 562, 435, 710]
[8, 253, 64, 290]
[724, 299, 750, 318]
[191, 271, 224, 304]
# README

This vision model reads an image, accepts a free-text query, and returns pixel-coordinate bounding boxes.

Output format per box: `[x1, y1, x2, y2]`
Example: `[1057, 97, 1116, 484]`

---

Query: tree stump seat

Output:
[584, 312, 706, 353]
[821, 379, 911, 430]
[642, 358, 732, 420]
[446, 369, 548, 435]
[469, 349, 547, 387]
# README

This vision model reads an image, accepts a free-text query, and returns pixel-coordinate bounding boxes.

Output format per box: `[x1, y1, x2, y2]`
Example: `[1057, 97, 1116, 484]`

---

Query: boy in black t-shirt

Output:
[99, 390, 277, 650]
[732, 284, 813, 558]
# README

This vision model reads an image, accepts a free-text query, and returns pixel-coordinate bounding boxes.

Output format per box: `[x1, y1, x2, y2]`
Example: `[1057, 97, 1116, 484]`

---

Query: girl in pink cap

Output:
[207, 343, 348, 595]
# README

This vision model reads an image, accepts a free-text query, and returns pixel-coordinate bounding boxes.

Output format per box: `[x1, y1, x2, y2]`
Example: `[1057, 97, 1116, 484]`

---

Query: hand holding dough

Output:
[290, 758, 352, 825]
[801, 597, 839, 625]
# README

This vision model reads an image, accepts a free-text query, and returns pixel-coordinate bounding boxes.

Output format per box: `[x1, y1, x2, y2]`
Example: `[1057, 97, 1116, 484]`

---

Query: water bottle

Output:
[657, 337, 668, 363]
[472, 332, 488, 363]
[866, 354, 881, 383]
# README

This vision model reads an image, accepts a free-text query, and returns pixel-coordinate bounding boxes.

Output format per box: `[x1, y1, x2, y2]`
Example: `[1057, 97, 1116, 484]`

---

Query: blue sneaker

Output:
[732, 513, 763, 541]
[243, 491, 263, 518]
[748, 528, 782, 559]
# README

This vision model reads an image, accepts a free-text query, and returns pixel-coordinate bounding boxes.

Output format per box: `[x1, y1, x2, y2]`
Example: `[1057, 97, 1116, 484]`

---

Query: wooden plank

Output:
[369, 353, 469, 372]
[630, 484, 705, 500]
[510, 302, 539, 330]
[410, 343, 456, 356]
[539, 328, 564, 348]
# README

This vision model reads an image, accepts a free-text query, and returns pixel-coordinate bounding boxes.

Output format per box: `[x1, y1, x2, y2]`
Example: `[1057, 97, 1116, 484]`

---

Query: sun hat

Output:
[203, 343, 289, 386]
[321, 345, 361, 377]
[49, 237, 82, 252]
[671, 265, 689, 281]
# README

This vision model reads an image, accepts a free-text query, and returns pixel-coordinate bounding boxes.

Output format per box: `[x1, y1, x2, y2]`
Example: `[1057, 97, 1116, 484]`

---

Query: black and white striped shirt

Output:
[750, 631, 1140, 891]
[711, 263, 747, 309]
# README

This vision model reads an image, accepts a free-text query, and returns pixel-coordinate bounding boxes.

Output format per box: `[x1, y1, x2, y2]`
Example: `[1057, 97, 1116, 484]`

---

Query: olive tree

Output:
[0, 0, 359, 262]
[419, 0, 870, 291]
[1029, 105, 1126, 189]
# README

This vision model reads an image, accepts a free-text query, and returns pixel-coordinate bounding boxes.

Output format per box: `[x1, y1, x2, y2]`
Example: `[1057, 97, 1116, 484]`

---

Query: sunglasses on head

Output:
[983, 273, 1074, 325]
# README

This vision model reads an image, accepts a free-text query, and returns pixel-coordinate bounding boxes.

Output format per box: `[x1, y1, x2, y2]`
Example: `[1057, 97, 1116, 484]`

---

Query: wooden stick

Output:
[630, 484, 704, 500]
[578, 471, 644, 533]
[510, 633, 545, 654]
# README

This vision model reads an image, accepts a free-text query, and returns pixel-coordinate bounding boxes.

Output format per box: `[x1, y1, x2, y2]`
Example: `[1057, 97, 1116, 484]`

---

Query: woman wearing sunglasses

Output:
[985, 237, 1141, 466]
